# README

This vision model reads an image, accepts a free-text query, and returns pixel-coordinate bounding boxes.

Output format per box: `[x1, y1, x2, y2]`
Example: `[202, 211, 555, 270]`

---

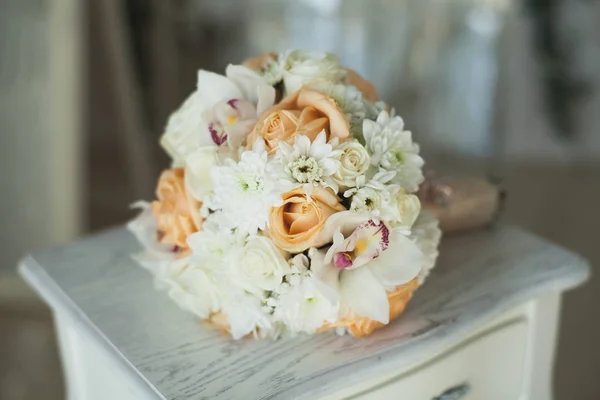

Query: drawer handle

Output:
[432, 382, 471, 400]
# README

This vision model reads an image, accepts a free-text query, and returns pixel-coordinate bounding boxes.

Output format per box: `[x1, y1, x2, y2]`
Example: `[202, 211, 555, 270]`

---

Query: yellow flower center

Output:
[354, 239, 368, 255]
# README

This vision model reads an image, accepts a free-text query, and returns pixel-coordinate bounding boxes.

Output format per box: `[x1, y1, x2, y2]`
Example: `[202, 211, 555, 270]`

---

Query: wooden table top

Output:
[19, 225, 589, 400]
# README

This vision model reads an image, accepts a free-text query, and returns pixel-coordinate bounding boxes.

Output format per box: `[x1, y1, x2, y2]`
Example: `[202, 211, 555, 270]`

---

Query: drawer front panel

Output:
[350, 319, 528, 400]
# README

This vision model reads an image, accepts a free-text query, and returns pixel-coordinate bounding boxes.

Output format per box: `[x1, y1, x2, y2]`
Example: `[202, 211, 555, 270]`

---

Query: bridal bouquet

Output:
[129, 50, 441, 339]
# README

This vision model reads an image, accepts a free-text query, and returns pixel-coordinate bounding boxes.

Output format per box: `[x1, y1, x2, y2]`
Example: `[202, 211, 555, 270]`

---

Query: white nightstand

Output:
[19, 225, 589, 400]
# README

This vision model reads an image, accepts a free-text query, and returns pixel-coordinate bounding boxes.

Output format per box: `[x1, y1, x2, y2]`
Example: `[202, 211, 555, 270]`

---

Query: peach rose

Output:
[345, 68, 378, 102]
[152, 168, 203, 252]
[268, 186, 346, 253]
[247, 89, 350, 153]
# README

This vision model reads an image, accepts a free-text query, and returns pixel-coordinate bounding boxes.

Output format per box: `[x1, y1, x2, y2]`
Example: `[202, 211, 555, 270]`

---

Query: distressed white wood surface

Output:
[19, 225, 589, 400]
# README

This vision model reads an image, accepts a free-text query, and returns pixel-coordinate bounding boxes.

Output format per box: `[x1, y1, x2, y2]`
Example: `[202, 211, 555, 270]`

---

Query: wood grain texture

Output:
[19, 225, 589, 400]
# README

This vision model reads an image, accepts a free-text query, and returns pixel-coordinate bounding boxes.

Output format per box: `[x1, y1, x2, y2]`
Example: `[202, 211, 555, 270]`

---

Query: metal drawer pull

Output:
[432, 382, 471, 400]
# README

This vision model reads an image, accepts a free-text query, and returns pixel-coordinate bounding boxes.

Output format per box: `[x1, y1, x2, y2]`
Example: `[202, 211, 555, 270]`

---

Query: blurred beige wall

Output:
[500, 3, 600, 165]
[0, 1, 83, 273]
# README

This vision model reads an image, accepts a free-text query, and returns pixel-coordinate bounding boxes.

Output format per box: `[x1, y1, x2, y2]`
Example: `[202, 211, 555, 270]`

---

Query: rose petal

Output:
[296, 90, 350, 141]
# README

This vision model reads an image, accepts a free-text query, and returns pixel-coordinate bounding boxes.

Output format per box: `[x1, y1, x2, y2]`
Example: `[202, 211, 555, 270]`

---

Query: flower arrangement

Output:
[129, 50, 441, 339]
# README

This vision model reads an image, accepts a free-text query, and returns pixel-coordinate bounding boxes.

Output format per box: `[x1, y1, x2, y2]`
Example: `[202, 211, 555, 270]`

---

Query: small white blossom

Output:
[346, 169, 419, 228]
[365, 100, 393, 121]
[272, 261, 338, 335]
[363, 111, 424, 192]
[350, 185, 385, 218]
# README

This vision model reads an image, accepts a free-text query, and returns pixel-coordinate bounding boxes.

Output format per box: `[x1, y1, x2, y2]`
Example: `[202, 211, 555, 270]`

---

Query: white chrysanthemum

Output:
[271, 254, 338, 334]
[210, 141, 293, 235]
[363, 111, 424, 192]
[308, 82, 366, 136]
[277, 131, 342, 194]
[365, 100, 393, 121]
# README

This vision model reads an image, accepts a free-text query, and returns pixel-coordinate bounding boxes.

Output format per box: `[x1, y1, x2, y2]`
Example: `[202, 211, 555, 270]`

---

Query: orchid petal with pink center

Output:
[325, 219, 390, 270]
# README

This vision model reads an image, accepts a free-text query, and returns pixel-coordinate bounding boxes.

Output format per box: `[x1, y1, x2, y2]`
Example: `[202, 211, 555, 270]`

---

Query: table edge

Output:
[18, 255, 166, 400]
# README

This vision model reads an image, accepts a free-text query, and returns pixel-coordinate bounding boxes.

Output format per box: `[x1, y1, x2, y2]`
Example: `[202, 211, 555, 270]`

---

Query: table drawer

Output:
[350, 319, 528, 400]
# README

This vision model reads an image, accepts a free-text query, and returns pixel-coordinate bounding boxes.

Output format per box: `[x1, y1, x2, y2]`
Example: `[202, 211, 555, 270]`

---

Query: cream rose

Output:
[332, 139, 371, 189]
[281, 50, 346, 94]
[267, 187, 346, 253]
[391, 192, 421, 230]
[240, 236, 291, 292]
[184, 146, 220, 201]
[247, 89, 350, 153]
[152, 168, 203, 252]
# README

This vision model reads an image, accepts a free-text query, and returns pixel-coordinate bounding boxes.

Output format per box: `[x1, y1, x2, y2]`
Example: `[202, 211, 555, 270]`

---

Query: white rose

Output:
[281, 50, 346, 95]
[240, 236, 290, 292]
[184, 146, 220, 201]
[332, 139, 371, 189]
[389, 191, 422, 231]
[154, 258, 222, 319]
[160, 90, 208, 166]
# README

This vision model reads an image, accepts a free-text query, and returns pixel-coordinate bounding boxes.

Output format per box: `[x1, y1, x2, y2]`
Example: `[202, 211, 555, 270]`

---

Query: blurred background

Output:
[0, 0, 599, 399]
